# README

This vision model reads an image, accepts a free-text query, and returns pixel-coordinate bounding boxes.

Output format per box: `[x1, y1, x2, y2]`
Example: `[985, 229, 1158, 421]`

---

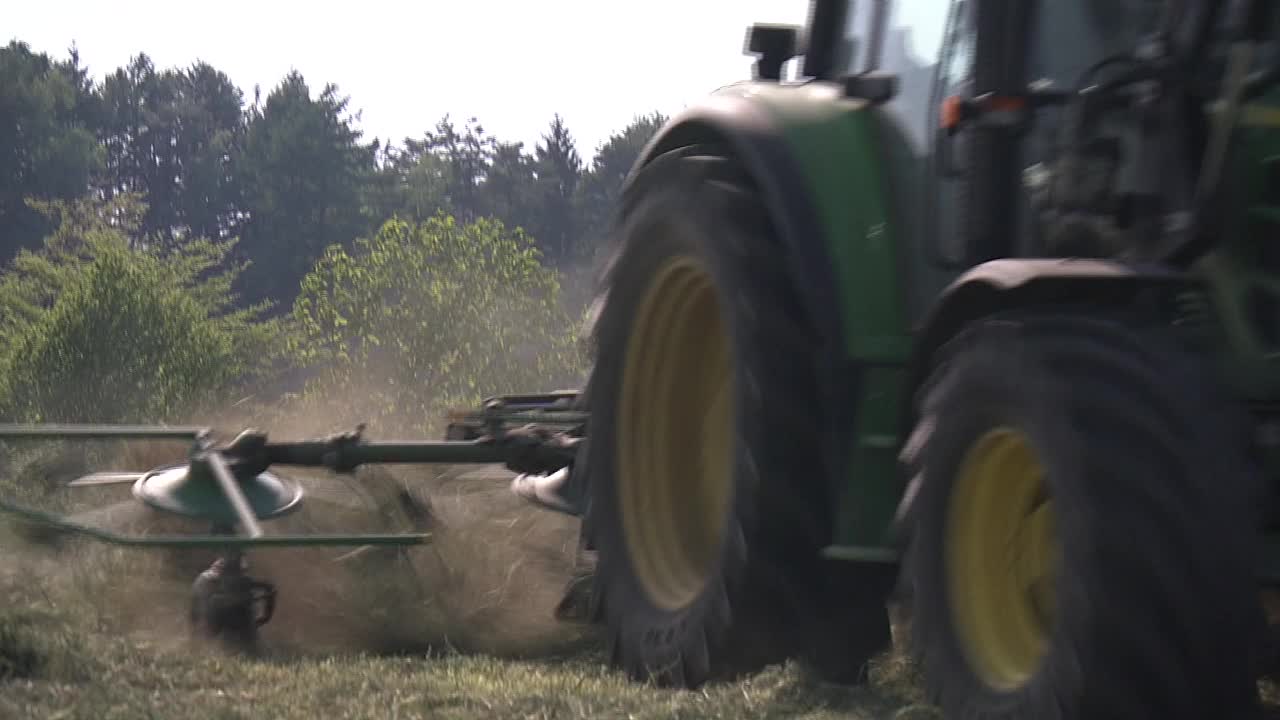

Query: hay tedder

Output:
[5, 0, 1280, 717]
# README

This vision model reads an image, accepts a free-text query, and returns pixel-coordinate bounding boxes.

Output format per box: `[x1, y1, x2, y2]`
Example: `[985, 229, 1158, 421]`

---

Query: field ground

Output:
[0, 461, 934, 719]
[0, 627, 932, 720]
[3, 458, 1279, 719]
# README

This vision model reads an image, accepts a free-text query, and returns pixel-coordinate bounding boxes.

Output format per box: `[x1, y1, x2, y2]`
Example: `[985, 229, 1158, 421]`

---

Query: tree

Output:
[483, 140, 538, 230]
[531, 114, 583, 264]
[97, 56, 247, 249]
[0, 41, 103, 262]
[171, 62, 248, 243]
[574, 112, 666, 261]
[367, 116, 542, 246]
[362, 135, 452, 226]
[235, 71, 376, 308]
[404, 115, 495, 223]
[0, 195, 275, 424]
[291, 213, 584, 434]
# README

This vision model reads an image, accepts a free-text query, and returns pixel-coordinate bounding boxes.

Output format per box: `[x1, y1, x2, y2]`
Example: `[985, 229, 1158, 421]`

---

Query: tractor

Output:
[505, 0, 1280, 716]
[3, 0, 1279, 718]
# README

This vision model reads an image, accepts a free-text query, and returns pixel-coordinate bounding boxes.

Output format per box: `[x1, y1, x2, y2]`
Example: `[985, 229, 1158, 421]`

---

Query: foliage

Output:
[0, 195, 277, 424]
[368, 113, 663, 272]
[574, 112, 668, 262]
[235, 71, 378, 307]
[402, 115, 498, 224]
[291, 213, 584, 433]
[0, 42, 668, 427]
[0, 41, 670, 308]
[0, 41, 102, 259]
[97, 54, 248, 248]
[531, 114, 584, 264]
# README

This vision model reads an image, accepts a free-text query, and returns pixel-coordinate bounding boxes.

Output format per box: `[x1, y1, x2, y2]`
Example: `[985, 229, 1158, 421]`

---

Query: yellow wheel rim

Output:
[945, 427, 1057, 690]
[616, 255, 734, 612]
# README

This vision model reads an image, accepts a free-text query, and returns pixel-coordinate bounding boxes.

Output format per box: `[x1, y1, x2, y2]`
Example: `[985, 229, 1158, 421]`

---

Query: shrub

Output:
[291, 213, 585, 433]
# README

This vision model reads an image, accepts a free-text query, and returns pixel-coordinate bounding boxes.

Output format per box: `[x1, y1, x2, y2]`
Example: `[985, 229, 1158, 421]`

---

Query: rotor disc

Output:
[132, 464, 304, 525]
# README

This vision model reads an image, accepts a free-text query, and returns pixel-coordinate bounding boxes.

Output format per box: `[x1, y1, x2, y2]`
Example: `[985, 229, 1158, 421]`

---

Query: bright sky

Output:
[9, 0, 949, 159]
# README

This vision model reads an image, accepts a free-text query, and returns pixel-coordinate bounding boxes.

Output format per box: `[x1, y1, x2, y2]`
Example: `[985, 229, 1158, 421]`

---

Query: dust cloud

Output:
[1, 362, 598, 667]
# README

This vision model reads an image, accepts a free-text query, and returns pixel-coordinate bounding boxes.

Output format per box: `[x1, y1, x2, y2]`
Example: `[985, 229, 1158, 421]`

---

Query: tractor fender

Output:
[626, 82, 848, 368]
[893, 257, 1196, 537]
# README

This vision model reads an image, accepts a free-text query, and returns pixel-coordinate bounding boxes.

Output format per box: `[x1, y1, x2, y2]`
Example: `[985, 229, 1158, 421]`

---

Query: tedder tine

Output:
[206, 451, 264, 538]
[67, 472, 145, 488]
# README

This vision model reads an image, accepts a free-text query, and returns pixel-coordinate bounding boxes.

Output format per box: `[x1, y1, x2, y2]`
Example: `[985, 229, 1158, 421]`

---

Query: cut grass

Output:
[8, 445, 1276, 720]
[0, 628, 932, 720]
[0, 458, 934, 720]
[0, 533, 932, 720]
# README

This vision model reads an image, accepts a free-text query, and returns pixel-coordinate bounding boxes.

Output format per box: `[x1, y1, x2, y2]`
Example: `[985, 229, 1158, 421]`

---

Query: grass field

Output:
[0, 617, 932, 720]
[0, 458, 937, 720]
[7, 452, 1280, 719]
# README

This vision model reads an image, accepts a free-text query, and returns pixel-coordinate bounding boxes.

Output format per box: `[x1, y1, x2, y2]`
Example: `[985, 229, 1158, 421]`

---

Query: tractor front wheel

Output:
[905, 311, 1263, 719]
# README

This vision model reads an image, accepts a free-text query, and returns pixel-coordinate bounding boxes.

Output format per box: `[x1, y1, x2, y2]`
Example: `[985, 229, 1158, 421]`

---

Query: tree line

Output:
[0, 39, 672, 432]
[1, 40, 667, 311]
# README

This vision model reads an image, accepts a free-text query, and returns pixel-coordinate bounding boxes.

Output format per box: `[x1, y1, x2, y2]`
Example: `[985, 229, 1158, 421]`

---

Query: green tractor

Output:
[508, 0, 1278, 716]
[2, 0, 1279, 717]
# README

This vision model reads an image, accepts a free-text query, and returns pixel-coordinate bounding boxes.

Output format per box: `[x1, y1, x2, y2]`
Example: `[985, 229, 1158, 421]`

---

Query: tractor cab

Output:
[764, 1, 1280, 411]
[746, 1, 1184, 321]
[802, 0, 1185, 309]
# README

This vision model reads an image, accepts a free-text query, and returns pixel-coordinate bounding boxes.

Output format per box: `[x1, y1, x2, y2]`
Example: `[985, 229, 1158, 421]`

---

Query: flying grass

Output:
[0, 615, 927, 720]
[0, 450, 935, 720]
[7, 440, 1273, 720]
[0, 526, 929, 720]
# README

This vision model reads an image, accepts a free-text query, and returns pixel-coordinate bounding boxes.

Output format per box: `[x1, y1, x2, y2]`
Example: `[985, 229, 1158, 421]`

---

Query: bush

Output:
[0, 195, 279, 424]
[291, 213, 585, 433]
[3, 249, 238, 422]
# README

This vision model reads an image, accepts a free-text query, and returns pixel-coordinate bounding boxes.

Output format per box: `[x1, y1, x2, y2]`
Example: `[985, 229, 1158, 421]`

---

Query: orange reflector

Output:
[941, 95, 964, 131]
[941, 94, 1027, 132]
[984, 95, 1026, 114]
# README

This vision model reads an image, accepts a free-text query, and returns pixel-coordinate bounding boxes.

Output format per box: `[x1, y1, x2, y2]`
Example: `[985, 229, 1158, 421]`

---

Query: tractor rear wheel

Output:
[904, 311, 1262, 719]
[578, 146, 891, 688]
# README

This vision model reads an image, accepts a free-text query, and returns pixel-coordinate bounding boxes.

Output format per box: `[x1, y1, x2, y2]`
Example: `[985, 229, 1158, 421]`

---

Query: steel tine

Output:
[67, 472, 145, 488]
[205, 451, 264, 538]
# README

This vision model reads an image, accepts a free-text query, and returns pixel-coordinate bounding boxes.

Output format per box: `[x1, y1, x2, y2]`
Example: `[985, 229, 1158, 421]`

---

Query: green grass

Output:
[6, 449, 1280, 719]
[0, 537, 934, 720]
[0, 632, 933, 720]
[0, 458, 936, 720]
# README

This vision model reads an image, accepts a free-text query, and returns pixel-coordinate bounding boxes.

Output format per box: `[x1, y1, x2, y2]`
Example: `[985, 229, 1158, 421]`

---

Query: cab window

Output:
[839, 0, 956, 153]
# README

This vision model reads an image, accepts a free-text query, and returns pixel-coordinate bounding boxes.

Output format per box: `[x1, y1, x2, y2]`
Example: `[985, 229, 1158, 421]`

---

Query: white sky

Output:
[9, 0, 948, 159]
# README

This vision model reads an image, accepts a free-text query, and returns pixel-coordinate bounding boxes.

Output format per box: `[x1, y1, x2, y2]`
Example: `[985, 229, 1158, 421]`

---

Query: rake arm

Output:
[215, 423, 582, 476]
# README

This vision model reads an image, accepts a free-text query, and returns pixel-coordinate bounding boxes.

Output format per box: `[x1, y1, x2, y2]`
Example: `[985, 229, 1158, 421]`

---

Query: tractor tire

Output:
[904, 310, 1263, 719]
[578, 145, 891, 688]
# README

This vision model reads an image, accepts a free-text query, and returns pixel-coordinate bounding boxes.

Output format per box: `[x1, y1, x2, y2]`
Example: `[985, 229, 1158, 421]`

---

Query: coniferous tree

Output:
[0, 41, 102, 261]
[574, 112, 666, 261]
[532, 114, 582, 264]
[234, 71, 376, 308]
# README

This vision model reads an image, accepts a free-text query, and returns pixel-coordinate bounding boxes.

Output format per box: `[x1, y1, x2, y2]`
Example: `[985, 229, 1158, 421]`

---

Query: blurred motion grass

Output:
[0, 492, 935, 720]
[0, 435, 938, 720]
[6, 438, 1280, 719]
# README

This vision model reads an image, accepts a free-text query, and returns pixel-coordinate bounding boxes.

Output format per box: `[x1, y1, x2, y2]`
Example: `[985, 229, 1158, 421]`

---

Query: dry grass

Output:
[0, 456, 933, 720]
[6, 404, 1280, 718]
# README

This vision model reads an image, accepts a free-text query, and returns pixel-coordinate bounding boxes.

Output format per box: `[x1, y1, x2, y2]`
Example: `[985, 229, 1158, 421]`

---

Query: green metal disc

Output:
[131, 464, 304, 525]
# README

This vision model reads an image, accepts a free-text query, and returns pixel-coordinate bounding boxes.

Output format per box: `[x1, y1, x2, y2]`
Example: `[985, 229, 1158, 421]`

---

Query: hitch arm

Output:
[266, 439, 519, 469]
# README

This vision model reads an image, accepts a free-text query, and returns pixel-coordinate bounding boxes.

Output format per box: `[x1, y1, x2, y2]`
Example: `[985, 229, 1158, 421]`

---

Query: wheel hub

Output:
[945, 426, 1058, 690]
[616, 255, 735, 612]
